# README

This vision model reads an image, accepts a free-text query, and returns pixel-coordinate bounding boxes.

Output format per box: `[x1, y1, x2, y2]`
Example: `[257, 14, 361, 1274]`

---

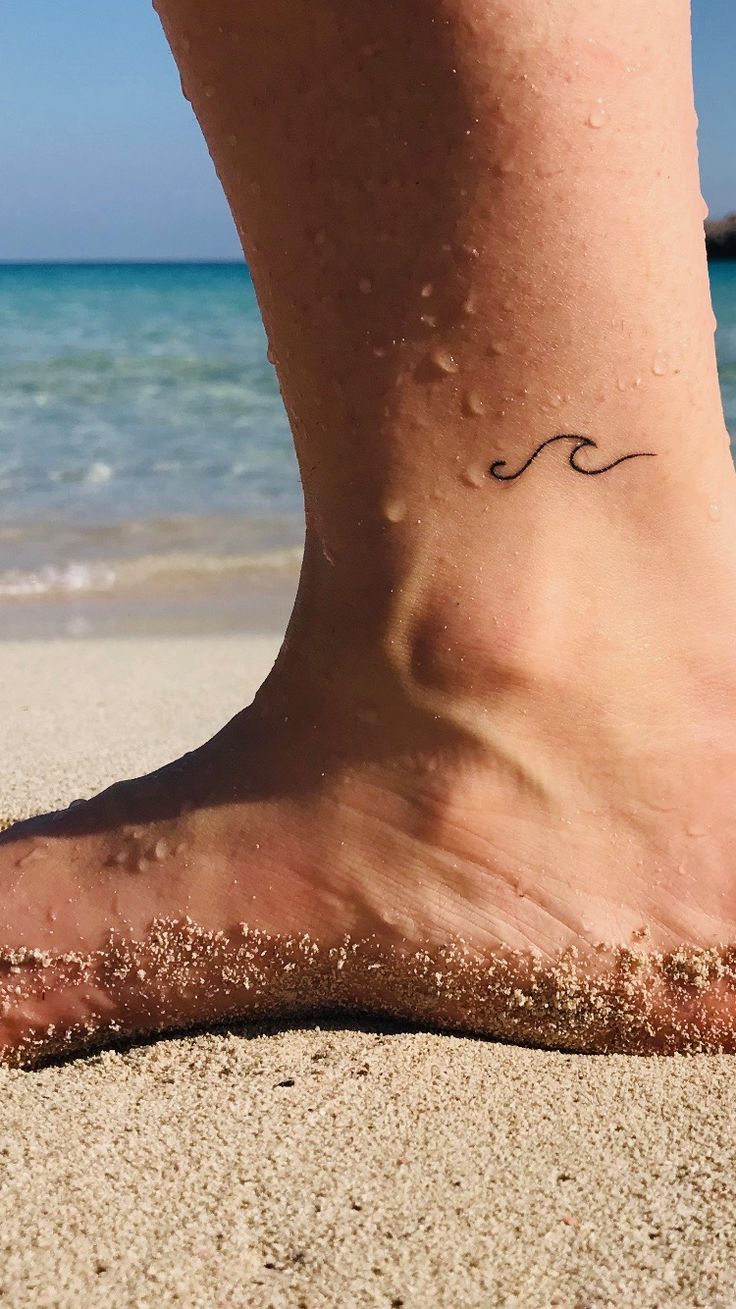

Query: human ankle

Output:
[276, 523, 736, 780]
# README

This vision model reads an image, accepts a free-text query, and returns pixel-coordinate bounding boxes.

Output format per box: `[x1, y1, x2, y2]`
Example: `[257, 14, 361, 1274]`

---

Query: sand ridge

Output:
[1, 636, 736, 1307]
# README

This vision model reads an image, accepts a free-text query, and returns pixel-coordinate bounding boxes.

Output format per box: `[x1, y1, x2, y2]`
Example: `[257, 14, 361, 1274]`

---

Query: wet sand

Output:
[1, 636, 735, 1307]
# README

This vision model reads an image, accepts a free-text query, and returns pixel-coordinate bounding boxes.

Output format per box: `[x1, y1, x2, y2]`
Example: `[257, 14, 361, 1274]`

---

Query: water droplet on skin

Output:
[462, 294, 476, 316]
[463, 391, 485, 416]
[587, 102, 607, 129]
[266, 345, 277, 365]
[687, 824, 707, 837]
[429, 348, 459, 375]
[372, 346, 387, 358]
[204, 85, 215, 99]
[227, 133, 238, 147]
[359, 278, 373, 295]
[616, 376, 628, 392]
[383, 497, 408, 523]
[461, 244, 480, 260]
[421, 283, 434, 298]
[153, 838, 170, 863]
[112, 850, 129, 866]
[461, 465, 487, 488]
[709, 503, 721, 522]
[313, 229, 327, 247]
[420, 314, 438, 328]
[652, 354, 669, 376]
[488, 341, 508, 357]
[548, 393, 563, 409]
[137, 858, 149, 874]
[181, 35, 191, 53]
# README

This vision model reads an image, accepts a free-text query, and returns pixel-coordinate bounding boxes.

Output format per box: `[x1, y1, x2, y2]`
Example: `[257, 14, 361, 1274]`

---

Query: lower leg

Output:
[160, 0, 735, 696]
[3, 0, 736, 1063]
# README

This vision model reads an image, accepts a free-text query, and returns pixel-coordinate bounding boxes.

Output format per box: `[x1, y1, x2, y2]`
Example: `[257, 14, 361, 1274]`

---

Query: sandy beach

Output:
[1, 635, 736, 1308]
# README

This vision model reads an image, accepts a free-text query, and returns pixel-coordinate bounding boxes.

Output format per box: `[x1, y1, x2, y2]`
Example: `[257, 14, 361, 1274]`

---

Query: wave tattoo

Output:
[489, 433, 657, 483]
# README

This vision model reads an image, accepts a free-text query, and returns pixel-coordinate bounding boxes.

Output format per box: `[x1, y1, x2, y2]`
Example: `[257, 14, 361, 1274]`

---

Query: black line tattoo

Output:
[489, 433, 657, 482]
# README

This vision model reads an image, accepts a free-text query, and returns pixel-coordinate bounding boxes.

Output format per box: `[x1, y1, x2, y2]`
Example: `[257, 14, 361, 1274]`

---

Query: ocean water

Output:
[0, 260, 735, 632]
[712, 261, 736, 435]
[0, 262, 302, 622]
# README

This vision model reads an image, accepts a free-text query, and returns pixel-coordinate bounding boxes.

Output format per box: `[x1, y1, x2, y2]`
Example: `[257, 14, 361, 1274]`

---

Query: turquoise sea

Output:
[0, 262, 301, 632]
[0, 260, 735, 633]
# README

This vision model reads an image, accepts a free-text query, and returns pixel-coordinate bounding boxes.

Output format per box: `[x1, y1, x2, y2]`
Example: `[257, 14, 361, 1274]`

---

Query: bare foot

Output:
[6, 0, 736, 1064]
[4, 619, 736, 1065]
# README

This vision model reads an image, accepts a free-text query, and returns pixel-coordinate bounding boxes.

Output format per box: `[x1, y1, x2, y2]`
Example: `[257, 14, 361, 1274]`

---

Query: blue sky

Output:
[0, 1, 734, 261]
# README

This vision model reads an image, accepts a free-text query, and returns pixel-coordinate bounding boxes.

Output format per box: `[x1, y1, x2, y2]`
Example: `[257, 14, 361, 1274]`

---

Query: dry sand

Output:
[1, 635, 735, 1308]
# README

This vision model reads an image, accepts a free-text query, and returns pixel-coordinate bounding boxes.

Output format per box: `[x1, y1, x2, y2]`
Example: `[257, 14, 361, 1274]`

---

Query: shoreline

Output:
[0, 573, 296, 640]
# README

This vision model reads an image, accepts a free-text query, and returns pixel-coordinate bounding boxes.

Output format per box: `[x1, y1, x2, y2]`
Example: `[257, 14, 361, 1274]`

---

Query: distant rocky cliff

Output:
[706, 215, 736, 259]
